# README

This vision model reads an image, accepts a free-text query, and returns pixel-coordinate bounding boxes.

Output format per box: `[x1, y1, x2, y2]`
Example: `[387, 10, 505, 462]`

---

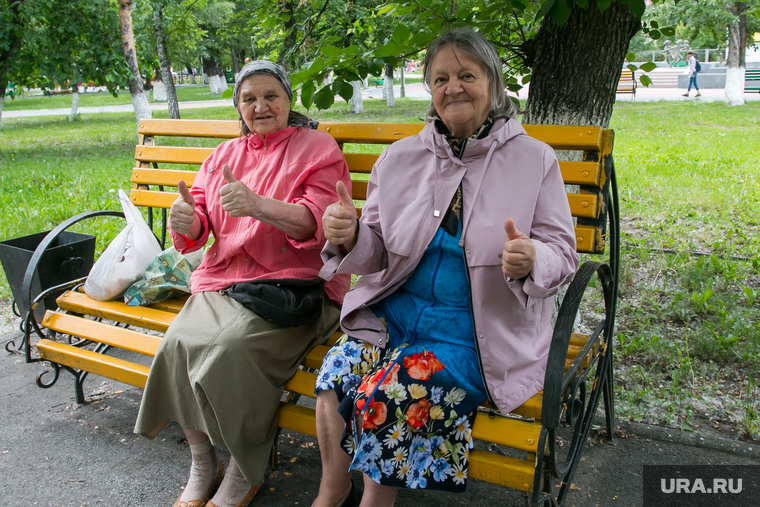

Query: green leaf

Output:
[550, 0, 572, 25]
[597, 0, 612, 12]
[313, 85, 335, 110]
[377, 4, 396, 15]
[376, 41, 403, 58]
[627, 64, 638, 72]
[321, 45, 343, 58]
[521, 74, 531, 84]
[575, 0, 588, 8]
[628, 0, 646, 18]
[534, 0, 556, 21]
[300, 80, 315, 110]
[309, 57, 326, 76]
[332, 78, 354, 102]
[392, 24, 410, 45]
[625, 52, 636, 62]
[640, 62, 657, 72]
[661, 27, 676, 37]
[649, 29, 661, 40]
[222, 88, 233, 99]
[640, 74, 652, 87]
[325, 36, 341, 43]
[650, 20, 659, 29]
[344, 45, 359, 56]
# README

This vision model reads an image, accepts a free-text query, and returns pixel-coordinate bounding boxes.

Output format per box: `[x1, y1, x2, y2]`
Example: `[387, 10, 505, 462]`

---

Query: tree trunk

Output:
[349, 80, 363, 114]
[523, 0, 640, 128]
[725, 2, 747, 106]
[153, 70, 167, 101]
[400, 60, 406, 98]
[69, 85, 80, 121]
[118, 0, 151, 126]
[383, 64, 395, 107]
[0, 0, 24, 130]
[154, 2, 180, 118]
[187, 64, 196, 84]
[276, 1, 297, 69]
[231, 47, 240, 76]
[203, 56, 227, 94]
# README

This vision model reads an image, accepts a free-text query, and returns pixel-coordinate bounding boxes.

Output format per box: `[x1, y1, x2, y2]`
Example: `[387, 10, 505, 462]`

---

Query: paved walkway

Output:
[1, 325, 758, 506]
[3, 83, 759, 119]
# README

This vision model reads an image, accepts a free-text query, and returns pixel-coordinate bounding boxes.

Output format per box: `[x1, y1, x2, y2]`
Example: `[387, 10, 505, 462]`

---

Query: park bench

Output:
[616, 69, 636, 99]
[745, 68, 760, 93]
[368, 77, 384, 87]
[23, 119, 619, 506]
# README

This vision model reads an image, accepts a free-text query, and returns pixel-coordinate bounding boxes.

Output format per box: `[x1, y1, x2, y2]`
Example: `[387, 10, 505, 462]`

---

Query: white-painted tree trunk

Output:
[349, 80, 363, 114]
[202, 73, 208, 85]
[383, 80, 395, 107]
[209, 74, 227, 94]
[131, 92, 152, 123]
[725, 67, 745, 106]
[152, 78, 167, 101]
[69, 91, 80, 121]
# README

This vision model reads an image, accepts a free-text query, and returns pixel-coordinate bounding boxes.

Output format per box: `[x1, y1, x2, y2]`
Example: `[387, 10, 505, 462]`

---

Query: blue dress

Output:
[316, 223, 487, 491]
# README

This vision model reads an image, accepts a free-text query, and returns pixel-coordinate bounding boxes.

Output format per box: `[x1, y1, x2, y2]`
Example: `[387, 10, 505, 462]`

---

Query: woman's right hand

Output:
[170, 180, 201, 239]
[323, 181, 357, 252]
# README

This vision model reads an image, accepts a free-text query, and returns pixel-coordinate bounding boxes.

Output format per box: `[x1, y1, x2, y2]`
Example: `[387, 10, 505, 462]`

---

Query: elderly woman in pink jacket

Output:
[133, 61, 350, 507]
[311, 30, 579, 507]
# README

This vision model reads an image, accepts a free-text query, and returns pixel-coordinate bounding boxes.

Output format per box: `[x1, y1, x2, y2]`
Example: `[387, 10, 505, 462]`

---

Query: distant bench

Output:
[616, 69, 636, 99]
[745, 69, 760, 93]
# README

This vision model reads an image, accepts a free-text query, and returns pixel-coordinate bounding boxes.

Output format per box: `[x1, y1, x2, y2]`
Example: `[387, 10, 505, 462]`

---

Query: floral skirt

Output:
[315, 334, 487, 491]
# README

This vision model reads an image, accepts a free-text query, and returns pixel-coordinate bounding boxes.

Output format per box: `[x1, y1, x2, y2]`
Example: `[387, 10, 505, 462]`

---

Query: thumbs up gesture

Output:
[502, 219, 535, 279]
[323, 181, 358, 251]
[220, 164, 260, 218]
[170, 180, 200, 237]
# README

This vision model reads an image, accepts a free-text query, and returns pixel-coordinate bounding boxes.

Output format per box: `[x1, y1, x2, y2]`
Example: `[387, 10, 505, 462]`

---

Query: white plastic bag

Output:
[84, 190, 162, 301]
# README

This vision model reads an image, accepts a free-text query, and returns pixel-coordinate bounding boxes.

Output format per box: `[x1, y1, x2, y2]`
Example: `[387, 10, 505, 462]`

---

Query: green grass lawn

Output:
[1, 98, 758, 438]
[1, 85, 228, 111]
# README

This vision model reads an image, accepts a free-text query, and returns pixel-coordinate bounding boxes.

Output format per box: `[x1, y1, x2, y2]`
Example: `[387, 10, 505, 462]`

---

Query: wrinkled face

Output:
[430, 45, 491, 138]
[237, 74, 290, 137]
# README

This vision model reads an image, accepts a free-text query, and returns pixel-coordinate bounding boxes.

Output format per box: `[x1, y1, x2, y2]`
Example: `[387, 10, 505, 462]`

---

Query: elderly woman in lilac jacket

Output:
[311, 30, 579, 507]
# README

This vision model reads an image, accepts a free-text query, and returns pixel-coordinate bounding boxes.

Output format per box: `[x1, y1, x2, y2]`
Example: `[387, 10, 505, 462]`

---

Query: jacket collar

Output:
[419, 117, 526, 162]
[245, 126, 298, 150]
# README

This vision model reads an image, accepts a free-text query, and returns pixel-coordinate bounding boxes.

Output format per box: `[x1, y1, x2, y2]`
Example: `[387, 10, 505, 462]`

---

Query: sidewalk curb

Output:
[612, 419, 759, 459]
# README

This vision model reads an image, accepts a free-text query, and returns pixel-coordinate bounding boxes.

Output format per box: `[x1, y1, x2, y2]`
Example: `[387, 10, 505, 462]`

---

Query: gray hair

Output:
[422, 29, 518, 123]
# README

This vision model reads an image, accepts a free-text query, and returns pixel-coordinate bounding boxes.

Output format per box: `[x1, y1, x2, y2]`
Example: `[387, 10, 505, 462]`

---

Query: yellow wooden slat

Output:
[42, 311, 161, 356]
[343, 153, 379, 174]
[304, 344, 330, 370]
[351, 180, 368, 201]
[559, 161, 602, 187]
[574, 226, 600, 254]
[278, 402, 317, 437]
[138, 119, 240, 138]
[472, 415, 541, 453]
[36, 339, 149, 389]
[149, 296, 189, 314]
[522, 125, 604, 152]
[56, 291, 176, 333]
[284, 369, 318, 398]
[130, 189, 176, 209]
[468, 449, 536, 491]
[319, 122, 424, 144]
[132, 168, 198, 188]
[568, 193, 599, 219]
[511, 392, 542, 420]
[134, 146, 215, 165]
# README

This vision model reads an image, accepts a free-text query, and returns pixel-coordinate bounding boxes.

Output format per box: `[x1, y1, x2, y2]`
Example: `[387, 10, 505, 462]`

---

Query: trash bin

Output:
[0, 231, 96, 321]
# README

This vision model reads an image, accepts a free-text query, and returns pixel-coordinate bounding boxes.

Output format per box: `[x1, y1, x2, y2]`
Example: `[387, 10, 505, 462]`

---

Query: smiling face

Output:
[430, 45, 491, 139]
[237, 74, 290, 137]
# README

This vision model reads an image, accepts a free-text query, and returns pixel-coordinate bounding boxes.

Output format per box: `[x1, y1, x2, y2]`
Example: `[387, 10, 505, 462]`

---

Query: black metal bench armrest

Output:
[541, 260, 615, 429]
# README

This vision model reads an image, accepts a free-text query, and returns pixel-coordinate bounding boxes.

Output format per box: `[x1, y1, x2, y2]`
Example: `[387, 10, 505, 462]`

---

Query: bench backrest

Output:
[133, 120, 614, 254]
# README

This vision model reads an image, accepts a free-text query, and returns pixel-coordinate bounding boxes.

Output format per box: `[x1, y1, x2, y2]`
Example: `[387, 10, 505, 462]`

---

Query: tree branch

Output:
[284, 0, 330, 62]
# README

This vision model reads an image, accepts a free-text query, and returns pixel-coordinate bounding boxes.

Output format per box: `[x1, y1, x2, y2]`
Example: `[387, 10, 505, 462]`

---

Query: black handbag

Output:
[227, 278, 325, 327]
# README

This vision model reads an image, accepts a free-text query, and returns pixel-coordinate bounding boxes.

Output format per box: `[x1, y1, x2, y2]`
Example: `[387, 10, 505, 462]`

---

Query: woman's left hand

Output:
[502, 219, 535, 280]
[220, 164, 261, 218]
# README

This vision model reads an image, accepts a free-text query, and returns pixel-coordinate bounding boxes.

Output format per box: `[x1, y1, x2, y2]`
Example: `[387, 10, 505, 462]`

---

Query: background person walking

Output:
[683, 50, 701, 97]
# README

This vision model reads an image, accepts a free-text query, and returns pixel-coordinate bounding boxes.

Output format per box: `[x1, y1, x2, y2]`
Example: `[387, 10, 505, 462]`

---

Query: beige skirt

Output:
[134, 290, 340, 484]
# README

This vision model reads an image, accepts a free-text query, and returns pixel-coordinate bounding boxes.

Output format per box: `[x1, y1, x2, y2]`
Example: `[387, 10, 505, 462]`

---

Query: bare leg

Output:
[179, 429, 221, 503]
[360, 474, 398, 507]
[313, 390, 353, 507]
